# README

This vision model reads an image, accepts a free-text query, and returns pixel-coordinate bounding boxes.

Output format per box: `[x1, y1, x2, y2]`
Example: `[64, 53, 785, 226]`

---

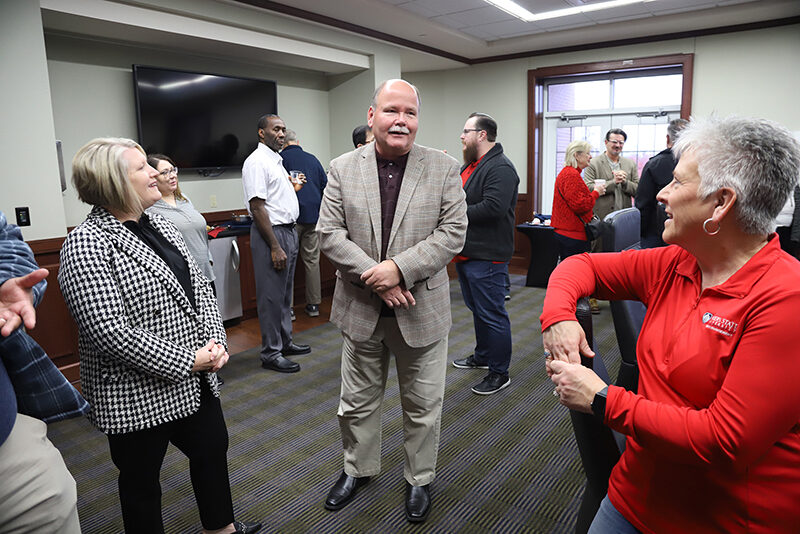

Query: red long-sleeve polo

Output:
[551, 165, 599, 241]
[541, 238, 800, 533]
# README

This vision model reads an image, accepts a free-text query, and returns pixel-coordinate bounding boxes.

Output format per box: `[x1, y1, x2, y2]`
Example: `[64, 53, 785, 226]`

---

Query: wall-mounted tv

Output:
[133, 65, 277, 175]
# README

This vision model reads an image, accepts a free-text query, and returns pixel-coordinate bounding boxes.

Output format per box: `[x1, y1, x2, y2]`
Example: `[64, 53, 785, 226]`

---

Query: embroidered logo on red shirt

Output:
[702, 312, 738, 337]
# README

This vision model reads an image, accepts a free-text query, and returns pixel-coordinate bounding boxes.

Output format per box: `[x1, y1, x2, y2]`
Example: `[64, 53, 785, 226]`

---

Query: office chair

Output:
[602, 208, 646, 394]
[569, 298, 621, 534]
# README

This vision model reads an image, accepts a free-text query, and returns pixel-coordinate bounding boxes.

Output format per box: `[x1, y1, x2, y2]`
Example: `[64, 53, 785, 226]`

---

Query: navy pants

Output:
[456, 260, 512, 376]
[554, 232, 590, 261]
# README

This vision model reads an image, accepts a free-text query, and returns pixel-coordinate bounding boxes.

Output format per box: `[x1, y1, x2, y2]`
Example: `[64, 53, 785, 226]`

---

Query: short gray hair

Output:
[667, 118, 689, 144]
[72, 137, 145, 214]
[284, 129, 298, 143]
[371, 79, 421, 110]
[674, 116, 800, 235]
[564, 140, 592, 168]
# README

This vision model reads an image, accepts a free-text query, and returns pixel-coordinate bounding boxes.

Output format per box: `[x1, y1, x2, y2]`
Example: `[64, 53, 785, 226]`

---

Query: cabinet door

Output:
[236, 234, 258, 317]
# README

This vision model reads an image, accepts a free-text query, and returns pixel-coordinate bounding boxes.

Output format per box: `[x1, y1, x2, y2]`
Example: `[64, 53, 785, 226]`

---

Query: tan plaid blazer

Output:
[318, 143, 467, 348]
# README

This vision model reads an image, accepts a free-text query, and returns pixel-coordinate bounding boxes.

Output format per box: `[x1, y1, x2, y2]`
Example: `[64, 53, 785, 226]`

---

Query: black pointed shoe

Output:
[405, 482, 431, 523]
[261, 354, 300, 373]
[324, 472, 370, 511]
[282, 342, 311, 356]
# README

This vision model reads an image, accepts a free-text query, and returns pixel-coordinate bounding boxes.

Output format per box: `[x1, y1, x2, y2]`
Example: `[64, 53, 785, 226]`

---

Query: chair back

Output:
[569, 298, 622, 534]
[603, 208, 646, 393]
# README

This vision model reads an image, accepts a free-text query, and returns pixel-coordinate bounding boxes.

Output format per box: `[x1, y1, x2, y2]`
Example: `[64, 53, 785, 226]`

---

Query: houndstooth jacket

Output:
[58, 206, 225, 434]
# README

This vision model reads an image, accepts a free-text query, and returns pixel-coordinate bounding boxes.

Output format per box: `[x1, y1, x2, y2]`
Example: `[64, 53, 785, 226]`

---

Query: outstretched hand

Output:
[0, 268, 48, 337]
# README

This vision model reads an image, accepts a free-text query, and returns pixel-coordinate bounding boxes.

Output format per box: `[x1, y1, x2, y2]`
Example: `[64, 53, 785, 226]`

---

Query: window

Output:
[540, 68, 684, 214]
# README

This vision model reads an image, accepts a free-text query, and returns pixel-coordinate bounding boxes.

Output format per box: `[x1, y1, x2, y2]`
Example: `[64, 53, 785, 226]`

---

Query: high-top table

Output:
[516, 223, 559, 288]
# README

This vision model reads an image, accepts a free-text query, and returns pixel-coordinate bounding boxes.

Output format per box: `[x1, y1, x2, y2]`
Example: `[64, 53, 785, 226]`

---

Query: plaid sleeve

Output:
[0, 211, 47, 305]
[0, 329, 89, 423]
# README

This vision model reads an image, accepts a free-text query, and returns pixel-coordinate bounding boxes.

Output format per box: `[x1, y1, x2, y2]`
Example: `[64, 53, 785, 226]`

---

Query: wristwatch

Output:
[591, 386, 609, 421]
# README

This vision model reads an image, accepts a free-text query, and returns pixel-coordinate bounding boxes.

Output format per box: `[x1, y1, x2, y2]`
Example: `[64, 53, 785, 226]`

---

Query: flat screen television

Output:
[133, 65, 277, 175]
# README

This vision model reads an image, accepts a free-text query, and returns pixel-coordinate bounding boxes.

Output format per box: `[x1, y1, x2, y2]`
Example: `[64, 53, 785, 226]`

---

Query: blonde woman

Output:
[59, 138, 259, 534]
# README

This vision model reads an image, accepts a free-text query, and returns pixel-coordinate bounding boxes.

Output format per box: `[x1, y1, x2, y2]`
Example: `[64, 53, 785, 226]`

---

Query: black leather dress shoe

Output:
[261, 354, 300, 373]
[233, 520, 262, 533]
[282, 342, 311, 356]
[405, 482, 431, 523]
[324, 472, 370, 510]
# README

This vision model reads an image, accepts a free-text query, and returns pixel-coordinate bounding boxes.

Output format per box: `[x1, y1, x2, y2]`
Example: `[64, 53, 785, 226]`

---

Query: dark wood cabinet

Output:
[236, 233, 258, 319]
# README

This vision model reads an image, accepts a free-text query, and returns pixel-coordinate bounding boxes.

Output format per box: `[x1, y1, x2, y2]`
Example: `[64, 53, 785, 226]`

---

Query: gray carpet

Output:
[47, 275, 620, 533]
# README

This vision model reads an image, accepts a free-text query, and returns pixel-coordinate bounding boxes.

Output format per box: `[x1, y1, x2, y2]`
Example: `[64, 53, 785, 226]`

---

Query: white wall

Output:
[46, 33, 332, 227]
[1, 0, 66, 240]
[407, 24, 799, 205]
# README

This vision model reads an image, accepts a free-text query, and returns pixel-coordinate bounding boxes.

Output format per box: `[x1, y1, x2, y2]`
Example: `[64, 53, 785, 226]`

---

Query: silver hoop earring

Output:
[703, 218, 720, 236]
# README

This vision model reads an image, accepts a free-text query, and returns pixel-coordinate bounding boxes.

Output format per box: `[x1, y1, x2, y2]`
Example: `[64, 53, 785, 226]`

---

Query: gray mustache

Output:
[388, 126, 410, 134]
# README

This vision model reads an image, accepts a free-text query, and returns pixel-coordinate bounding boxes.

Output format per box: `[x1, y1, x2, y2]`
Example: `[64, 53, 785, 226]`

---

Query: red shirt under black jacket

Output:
[541, 237, 800, 533]
[551, 165, 599, 241]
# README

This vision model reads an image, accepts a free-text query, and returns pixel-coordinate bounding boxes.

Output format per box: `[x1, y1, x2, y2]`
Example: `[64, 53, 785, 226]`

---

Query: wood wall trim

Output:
[28, 236, 65, 255]
[527, 53, 694, 215]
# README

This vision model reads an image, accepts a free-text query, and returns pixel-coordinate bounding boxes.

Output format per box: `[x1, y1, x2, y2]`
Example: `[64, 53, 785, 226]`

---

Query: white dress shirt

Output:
[242, 143, 299, 224]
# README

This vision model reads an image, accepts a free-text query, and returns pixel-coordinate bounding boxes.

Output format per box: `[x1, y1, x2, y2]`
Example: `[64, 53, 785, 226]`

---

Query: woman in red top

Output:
[551, 140, 606, 261]
[541, 116, 800, 533]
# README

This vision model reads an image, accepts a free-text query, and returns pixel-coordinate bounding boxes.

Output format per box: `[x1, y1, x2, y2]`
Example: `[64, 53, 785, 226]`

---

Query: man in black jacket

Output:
[635, 118, 688, 248]
[452, 113, 519, 395]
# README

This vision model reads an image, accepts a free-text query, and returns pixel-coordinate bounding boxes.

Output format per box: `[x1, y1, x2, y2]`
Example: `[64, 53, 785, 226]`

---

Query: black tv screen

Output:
[133, 65, 277, 174]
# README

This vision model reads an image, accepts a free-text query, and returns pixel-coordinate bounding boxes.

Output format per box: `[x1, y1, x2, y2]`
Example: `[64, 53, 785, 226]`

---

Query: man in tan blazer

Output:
[583, 128, 639, 223]
[317, 79, 467, 523]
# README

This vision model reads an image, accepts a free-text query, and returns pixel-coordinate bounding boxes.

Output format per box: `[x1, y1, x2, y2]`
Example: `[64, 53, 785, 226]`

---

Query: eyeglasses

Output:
[157, 167, 179, 177]
[462, 128, 483, 135]
[607, 140, 625, 146]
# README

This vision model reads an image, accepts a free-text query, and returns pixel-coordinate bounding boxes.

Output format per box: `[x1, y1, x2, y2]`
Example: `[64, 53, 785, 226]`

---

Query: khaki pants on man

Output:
[0, 414, 81, 533]
[338, 317, 447, 486]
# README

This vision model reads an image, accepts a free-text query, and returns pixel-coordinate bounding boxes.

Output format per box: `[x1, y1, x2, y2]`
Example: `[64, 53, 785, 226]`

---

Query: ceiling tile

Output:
[396, 2, 440, 18]
[441, 6, 516, 26]
[430, 14, 469, 30]
[471, 18, 541, 39]
[411, 0, 487, 16]
[458, 26, 498, 40]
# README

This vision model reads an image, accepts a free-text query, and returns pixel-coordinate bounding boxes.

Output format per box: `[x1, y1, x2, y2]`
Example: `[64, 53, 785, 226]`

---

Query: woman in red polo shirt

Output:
[551, 140, 606, 261]
[541, 116, 800, 533]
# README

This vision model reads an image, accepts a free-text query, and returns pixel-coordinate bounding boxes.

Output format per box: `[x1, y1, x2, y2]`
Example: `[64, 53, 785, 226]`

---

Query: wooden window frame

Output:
[526, 53, 693, 213]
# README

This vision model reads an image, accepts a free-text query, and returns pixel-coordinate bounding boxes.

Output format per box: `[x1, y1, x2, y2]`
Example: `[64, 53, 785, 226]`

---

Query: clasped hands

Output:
[193, 339, 229, 373]
[543, 320, 607, 413]
[360, 260, 415, 309]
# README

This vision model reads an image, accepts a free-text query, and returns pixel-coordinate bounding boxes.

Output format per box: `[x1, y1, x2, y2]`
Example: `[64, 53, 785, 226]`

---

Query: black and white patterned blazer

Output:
[58, 206, 225, 434]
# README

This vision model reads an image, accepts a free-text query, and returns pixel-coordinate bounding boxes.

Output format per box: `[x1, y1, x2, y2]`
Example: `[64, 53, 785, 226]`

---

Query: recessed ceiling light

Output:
[483, 0, 658, 23]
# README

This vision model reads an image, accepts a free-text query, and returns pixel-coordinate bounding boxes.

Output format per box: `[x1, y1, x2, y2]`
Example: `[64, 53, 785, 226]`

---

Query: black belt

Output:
[273, 223, 296, 229]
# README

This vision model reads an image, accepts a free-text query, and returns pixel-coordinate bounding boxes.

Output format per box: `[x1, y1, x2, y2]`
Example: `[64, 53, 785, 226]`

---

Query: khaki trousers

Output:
[296, 223, 321, 306]
[338, 317, 447, 486]
[0, 414, 81, 534]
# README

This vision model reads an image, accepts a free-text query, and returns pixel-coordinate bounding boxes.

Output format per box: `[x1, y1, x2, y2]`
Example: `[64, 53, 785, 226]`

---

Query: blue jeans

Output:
[456, 260, 512, 376]
[588, 496, 641, 534]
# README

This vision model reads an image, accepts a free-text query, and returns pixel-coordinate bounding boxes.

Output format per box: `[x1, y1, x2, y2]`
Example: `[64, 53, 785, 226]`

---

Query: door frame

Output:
[526, 53, 693, 214]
